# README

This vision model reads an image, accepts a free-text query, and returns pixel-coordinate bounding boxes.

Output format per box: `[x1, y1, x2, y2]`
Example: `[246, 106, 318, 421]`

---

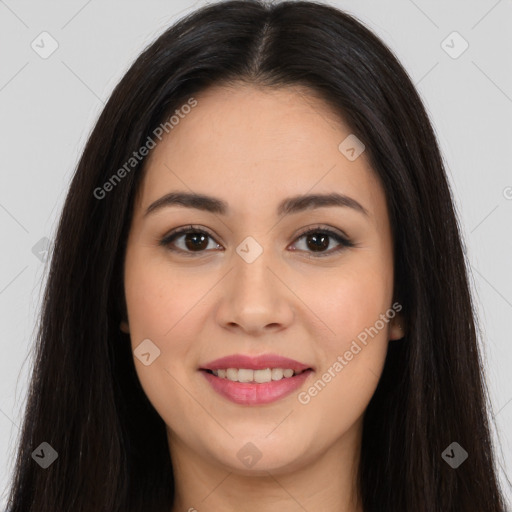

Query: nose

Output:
[214, 246, 295, 336]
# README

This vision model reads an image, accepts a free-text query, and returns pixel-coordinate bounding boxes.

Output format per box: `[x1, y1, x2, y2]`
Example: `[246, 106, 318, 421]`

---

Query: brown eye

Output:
[290, 227, 354, 257]
[305, 232, 330, 252]
[180, 231, 209, 251]
[160, 226, 221, 256]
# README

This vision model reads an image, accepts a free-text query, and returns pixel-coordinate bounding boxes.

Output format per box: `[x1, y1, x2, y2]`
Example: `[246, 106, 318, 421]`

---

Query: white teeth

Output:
[211, 368, 303, 383]
[238, 369, 253, 382]
[271, 368, 283, 380]
[226, 368, 238, 381]
[254, 368, 272, 383]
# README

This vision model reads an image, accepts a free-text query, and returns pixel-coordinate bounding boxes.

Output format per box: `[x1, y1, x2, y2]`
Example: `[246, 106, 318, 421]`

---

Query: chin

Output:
[207, 437, 312, 476]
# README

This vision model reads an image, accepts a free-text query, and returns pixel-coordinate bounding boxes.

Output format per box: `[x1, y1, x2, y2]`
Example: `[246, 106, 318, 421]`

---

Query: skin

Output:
[121, 83, 405, 512]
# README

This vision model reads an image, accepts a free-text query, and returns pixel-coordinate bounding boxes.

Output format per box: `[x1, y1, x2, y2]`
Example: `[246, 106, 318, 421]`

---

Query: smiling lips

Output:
[200, 353, 314, 405]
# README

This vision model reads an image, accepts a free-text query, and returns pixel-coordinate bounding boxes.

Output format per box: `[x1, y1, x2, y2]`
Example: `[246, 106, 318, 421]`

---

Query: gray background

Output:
[0, 0, 511, 508]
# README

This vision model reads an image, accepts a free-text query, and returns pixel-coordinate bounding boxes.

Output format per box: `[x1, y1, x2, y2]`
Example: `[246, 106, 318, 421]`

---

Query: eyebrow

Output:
[144, 191, 369, 218]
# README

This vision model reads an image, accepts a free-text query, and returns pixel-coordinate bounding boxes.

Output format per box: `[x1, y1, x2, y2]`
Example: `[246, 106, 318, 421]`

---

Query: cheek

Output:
[123, 250, 197, 380]
[310, 262, 393, 347]
[123, 251, 206, 424]
[298, 266, 392, 413]
[124, 248, 202, 340]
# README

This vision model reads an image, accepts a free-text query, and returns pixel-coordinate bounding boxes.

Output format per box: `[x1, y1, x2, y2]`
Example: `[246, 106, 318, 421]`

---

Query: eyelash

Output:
[159, 224, 355, 258]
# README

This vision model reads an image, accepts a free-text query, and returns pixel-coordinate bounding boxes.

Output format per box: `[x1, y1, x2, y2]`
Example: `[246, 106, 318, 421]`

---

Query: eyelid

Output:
[293, 224, 351, 242]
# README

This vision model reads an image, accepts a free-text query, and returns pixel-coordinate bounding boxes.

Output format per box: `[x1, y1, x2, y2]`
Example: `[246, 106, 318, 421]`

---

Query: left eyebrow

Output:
[144, 191, 370, 218]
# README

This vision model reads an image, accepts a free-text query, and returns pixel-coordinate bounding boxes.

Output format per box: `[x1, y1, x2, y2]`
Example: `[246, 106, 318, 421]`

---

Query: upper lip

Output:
[201, 353, 313, 372]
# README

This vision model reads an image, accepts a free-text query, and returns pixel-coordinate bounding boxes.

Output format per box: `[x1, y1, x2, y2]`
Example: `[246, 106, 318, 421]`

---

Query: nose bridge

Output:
[232, 233, 276, 296]
[214, 232, 292, 332]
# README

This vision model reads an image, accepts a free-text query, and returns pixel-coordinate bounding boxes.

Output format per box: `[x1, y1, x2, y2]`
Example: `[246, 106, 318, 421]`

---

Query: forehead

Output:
[137, 83, 385, 221]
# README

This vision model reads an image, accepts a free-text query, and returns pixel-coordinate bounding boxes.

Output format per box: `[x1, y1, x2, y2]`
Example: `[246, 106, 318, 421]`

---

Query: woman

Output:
[5, 0, 509, 511]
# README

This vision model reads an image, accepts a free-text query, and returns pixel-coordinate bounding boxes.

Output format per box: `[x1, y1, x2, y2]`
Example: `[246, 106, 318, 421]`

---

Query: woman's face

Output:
[122, 83, 404, 475]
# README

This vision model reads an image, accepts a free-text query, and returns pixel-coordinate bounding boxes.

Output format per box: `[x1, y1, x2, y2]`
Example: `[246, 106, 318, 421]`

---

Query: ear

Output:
[120, 320, 130, 334]
[388, 312, 406, 340]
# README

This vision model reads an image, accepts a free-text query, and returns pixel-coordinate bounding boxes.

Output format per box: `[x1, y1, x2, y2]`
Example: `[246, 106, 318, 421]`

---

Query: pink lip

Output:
[201, 369, 313, 405]
[201, 353, 312, 372]
[199, 353, 314, 406]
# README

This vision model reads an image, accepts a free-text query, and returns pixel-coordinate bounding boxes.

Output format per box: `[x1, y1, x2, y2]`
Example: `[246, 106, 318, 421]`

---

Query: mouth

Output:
[199, 354, 314, 405]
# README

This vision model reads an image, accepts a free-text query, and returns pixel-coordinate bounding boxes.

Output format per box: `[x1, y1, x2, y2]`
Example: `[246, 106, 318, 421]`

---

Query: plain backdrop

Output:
[0, 0, 511, 508]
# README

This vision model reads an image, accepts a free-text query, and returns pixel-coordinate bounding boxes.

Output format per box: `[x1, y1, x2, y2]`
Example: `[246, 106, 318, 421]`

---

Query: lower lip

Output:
[201, 370, 313, 405]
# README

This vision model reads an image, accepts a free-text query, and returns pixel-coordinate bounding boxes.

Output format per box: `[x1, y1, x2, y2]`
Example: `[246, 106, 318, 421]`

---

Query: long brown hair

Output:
[6, 1, 509, 510]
